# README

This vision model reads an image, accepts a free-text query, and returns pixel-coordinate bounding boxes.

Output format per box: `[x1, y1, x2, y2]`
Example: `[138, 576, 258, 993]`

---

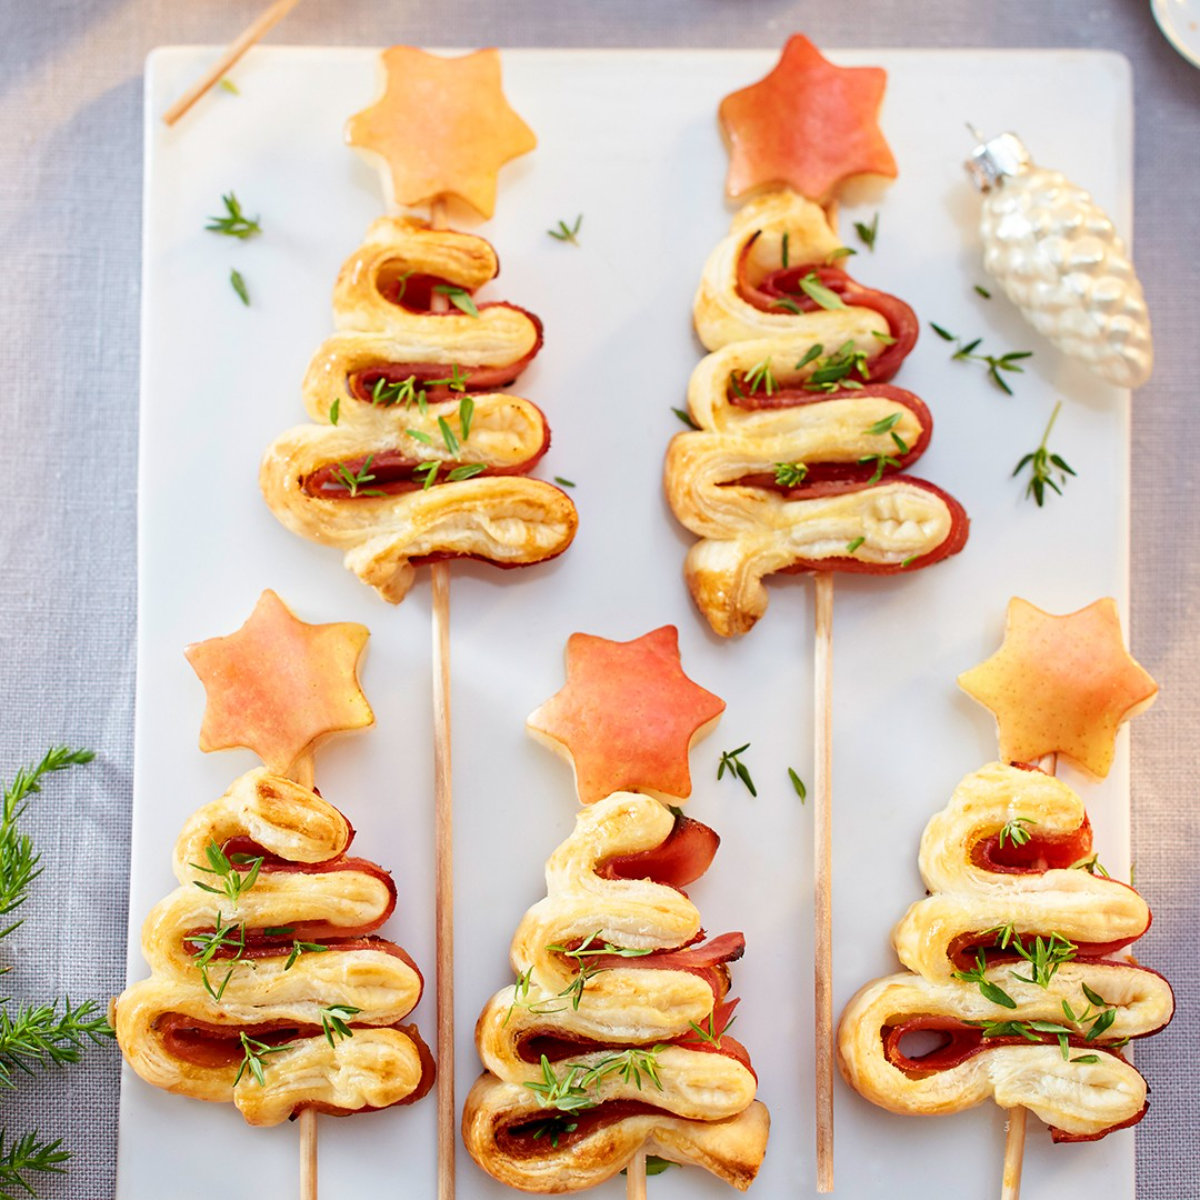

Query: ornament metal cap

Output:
[965, 129, 1031, 192]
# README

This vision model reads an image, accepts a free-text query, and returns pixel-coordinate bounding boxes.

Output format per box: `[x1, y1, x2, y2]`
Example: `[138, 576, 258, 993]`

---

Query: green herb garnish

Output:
[548, 215, 583, 245]
[206, 192, 261, 240]
[1013, 401, 1076, 507]
[788, 768, 807, 803]
[190, 840, 263, 904]
[774, 462, 809, 488]
[332, 456, 384, 498]
[229, 269, 250, 306]
[432, 284, 479, 318]
[854, 213, 879, 252]
[717, 744, 756, 797]
[953, 949, 1017, 1008]
[319, 1004, 361, 1048]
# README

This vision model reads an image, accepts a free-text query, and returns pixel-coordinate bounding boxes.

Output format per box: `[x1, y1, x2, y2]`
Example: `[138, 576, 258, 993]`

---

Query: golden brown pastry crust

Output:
[667, 189, 960, 637]
[894, 762, 1151, 982]
[113, 769, 431, 1125]
[462, 793, 768, 1191]
[838, 967, 1167, 1137]
[260, 217, 577, 603]
[837, 763, 1173, 1139]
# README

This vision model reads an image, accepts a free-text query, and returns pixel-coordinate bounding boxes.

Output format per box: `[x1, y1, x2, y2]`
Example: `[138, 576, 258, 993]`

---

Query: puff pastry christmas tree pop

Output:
[259, 48, 579, 1200]
[663, 36, 969, 1189]
[838, 596, 1172, 1200]
[112, 591, 434, 1200]
[463, 627, 769, 1198]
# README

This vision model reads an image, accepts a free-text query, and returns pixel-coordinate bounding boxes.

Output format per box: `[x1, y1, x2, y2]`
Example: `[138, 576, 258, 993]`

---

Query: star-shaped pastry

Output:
[958, 597, 1158, 779]
[527, 626, 725, 806]
[346, 46, 537, 220]
[719, 34, 898, 205]
[185, 590, 374, 775]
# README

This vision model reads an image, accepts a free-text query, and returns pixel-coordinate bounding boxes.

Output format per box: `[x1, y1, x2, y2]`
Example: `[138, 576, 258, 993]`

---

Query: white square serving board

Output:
[124, 46, 1138, 1200]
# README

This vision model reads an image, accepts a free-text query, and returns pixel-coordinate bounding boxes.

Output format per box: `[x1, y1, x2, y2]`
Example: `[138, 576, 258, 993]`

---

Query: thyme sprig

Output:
[319, 1004, 361, 1048]
[1069, 852, 1110, 878]
[774, 462, 809, 488]
[743, 358, 777, 396]
[189, 914, 246, 1001]
[432, 284, 479, 318]
[523, 1056, 595, 1114]
[854, 213, 879, 252]
[1013, 401, 1076, 507]
[717, 744, 757, 797]
[509, 934, 656, 1018]
[685, 1008, 737, 1049]
[234, 1032, 296, 1087]
[799, 341, 870, 392]
[206, 192, 261, 240]
[284, 939, 329, 971]
[548, 215, 583, 245]
[998, 816, 1037, 849]
[540, 933, 655, 1011]
[953, 949, 1016, 1008]
[190, 840, 264, 904]
[797, 272, 845, 311]
[522, 1045, 666, 1115]
[930, 322, 1033, 395]
[1009, 932, 1077, 989]
[332, 457, 384, 499]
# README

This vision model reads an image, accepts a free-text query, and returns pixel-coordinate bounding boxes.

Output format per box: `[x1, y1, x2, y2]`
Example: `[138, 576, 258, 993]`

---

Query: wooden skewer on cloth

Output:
[162, 0, 304, 126]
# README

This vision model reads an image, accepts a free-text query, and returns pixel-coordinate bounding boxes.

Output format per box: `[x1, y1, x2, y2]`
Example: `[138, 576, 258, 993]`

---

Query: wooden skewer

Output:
[1000, 1106, 1027, 1200]
[299, 1108, 318, 1200]
[813, 196, 841, 1195]
[999, 750, 1057, 1199]
[626, 1148, 648, 1200]
[162, 0, 304, 126]
[287, 750, 319, 1199]
[813, 570, 835, 1193]
[428, 198, 457, 1200]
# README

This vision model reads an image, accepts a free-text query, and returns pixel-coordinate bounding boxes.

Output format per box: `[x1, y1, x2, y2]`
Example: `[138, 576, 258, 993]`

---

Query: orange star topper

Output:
[527, 626, 726, 806]
[958, 597, 1158, 779]
[185, 589, 374, 778]
[719, 34, 898, 205]
[346, 46, 537, 220]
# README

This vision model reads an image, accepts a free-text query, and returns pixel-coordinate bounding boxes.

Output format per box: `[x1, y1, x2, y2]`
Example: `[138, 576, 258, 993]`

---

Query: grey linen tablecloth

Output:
[0, 1, 1195, 1196]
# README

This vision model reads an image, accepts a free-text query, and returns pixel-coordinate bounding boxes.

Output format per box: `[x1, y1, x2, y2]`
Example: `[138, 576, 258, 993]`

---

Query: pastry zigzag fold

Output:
[666, 189, 968, 636]
[463, 792, 768, 1192]
[837, 762, 1173, 1141]
[114, 769, 434, 1125]
[261, 217, 577, 603]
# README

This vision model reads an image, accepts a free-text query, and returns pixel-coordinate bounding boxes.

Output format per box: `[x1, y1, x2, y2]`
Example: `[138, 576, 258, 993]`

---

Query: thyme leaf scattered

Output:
[717, 744, 756, 797]
[548, 215, 583, 245]
[206, 192, 261, 240]
[1013, 401, 1076, 507]
[229, 269, 250, 306]
[853, 212, 879, 252]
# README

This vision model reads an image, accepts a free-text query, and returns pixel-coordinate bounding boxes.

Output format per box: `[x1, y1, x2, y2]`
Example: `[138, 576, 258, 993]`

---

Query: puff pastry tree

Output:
[260, 215, 577, 604]
[838, 761, 1173, 1140]
[463, 627, 770, 1191]
[113, 591, 434, 1124]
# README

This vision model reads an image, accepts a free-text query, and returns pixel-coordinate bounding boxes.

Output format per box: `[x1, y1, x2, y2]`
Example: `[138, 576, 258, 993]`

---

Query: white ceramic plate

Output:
[123, 47, 1138, 1200]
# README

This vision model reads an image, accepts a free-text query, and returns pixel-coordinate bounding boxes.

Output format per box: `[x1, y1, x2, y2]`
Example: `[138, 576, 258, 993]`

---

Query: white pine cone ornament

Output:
[966, 132, 1153, 389]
